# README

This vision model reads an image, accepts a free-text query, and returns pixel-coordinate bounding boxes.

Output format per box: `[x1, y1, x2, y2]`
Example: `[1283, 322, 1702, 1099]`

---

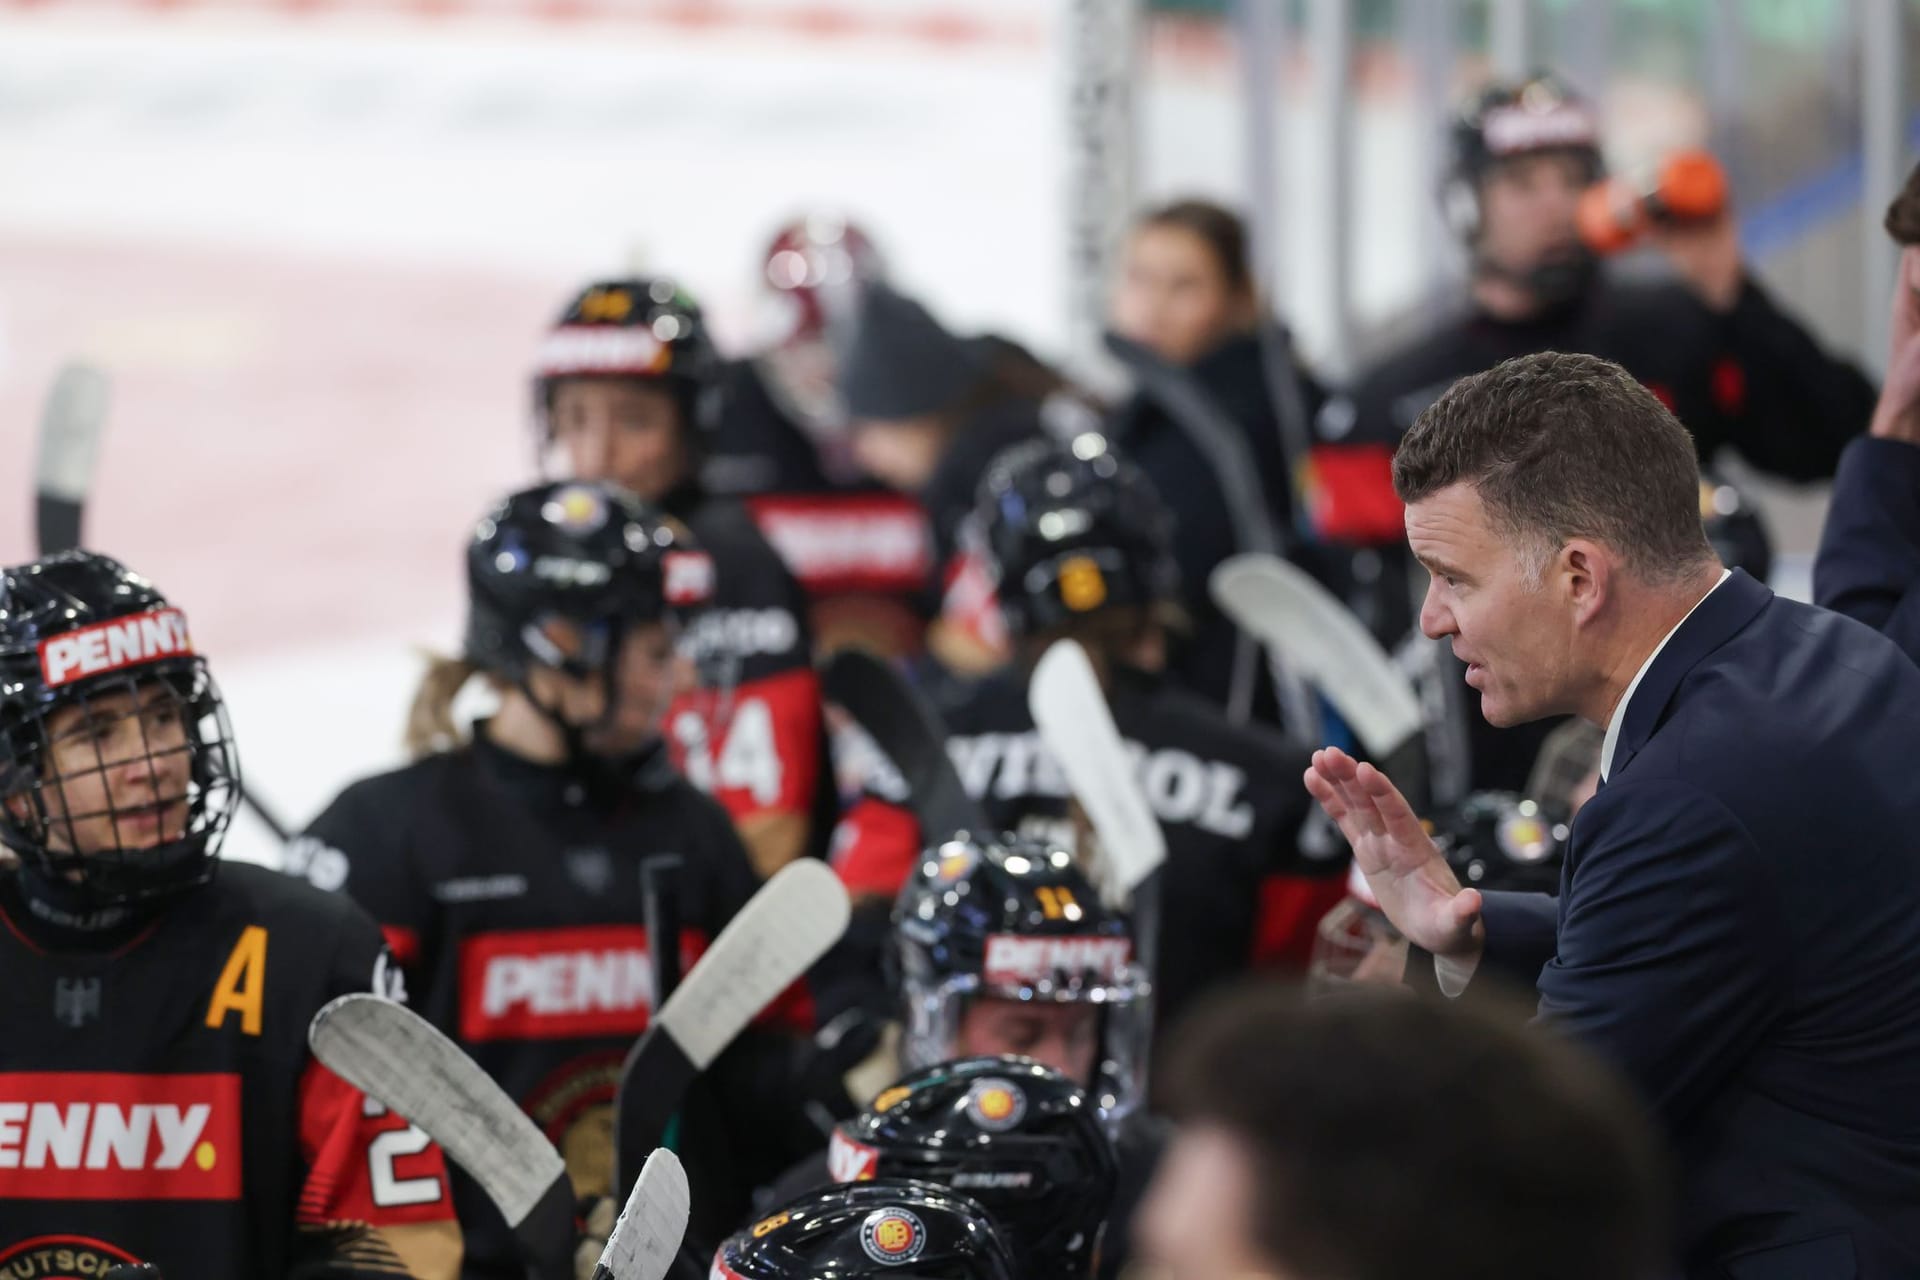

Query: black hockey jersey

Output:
[293, 735, 814, 1280]
[666, 489, 839, 869]
[0, 862, 459, 1280]
[831, 665, 1350, 1032]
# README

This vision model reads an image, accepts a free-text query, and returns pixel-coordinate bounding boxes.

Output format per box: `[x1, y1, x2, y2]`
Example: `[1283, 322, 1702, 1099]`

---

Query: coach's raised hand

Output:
[1304, 747, 1484, 963]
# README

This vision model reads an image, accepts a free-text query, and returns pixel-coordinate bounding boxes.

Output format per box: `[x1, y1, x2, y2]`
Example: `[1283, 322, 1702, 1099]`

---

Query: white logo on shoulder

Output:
[284, 835, 349, 892]
[39, 608, 193, 688]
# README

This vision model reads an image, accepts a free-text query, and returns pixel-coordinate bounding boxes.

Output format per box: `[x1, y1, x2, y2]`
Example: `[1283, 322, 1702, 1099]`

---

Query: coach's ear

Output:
[1558, 537, 1614, 628]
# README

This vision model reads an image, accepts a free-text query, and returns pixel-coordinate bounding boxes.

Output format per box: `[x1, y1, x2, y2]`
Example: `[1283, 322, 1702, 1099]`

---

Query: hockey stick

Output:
[590, 1148, 690, 1280]
[1028, 639, 1166, 973]
[1208, 553, 1422, 757]
[1209, 552, 1432, 809]
[34, 362, 110, 556]
[30, 362, 298, 845]
[641, 855, 685, 1005]
[308, 994, 575, 1280]
[821, 649, 990, 840]
[613, 859, 850, 1196]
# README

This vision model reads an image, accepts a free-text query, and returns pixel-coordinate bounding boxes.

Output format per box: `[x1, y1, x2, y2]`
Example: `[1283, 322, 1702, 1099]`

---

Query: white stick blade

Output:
[1029, 639, 1166, 898]
[309, 993, 565, 1226]
[654, 859, 850, 1070]
[1209, 553, 1424, 755]
[35, 363, 111, 500]
[597, 1148, 691, 1280]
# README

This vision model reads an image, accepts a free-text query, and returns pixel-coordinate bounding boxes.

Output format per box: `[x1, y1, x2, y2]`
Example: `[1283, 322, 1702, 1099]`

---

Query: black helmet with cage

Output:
[892, 834, 1149, 1125]
[0, 552, 240, 915]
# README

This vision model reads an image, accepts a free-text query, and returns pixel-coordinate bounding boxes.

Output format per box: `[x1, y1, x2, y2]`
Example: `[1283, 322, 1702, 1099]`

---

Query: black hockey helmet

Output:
[715, 1178, 1016, 1280]
[532, 276, 723, 445]
[464, 480, 713, 688]
[1700, 471, 1773, 584]
[893, 834, 1147, 1121]
[1433, 791, 1568, 895]
[0, 552, 240, 910]
[973, 434, 1180, 640]
[829, 1056, 1117, 1278]
[1444, 73, 1603, 237]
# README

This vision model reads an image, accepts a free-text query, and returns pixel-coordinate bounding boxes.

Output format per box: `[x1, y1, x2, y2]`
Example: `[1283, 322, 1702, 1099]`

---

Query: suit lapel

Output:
[1609, 569, 1771, 780]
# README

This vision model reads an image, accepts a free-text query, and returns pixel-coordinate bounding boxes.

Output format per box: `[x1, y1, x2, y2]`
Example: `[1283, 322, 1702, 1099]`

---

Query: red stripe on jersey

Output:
[0, 1072, 242, 1200]
[1303, 443, 1404, 546]
[457, 925, 709, 1043]
[297, 1059, 455, 1227]
[829, 796, 923, 900]
[668, 667, 824, 821]
[1250, 874, 1354, 971]
[381, 925, 422, 970]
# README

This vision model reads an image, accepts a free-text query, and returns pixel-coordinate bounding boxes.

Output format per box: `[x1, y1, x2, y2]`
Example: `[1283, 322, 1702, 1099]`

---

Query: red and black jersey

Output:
[665, 491, 839, 866]
[831, 665, 1350, 1034]
[293, 735, 813, 1279]
[0, 863, 459, 1280]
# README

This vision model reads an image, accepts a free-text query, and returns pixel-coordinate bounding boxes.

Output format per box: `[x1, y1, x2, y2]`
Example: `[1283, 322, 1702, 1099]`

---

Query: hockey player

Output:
[704, 218, 934, 660]
[1105, 198, 1346, 718]
[291, 482, 817, 1279]
[772, 843, 1160, 1280]
[536, 277, 835, 876]
[0, 551, 459, 1280]
[832, 436, 1349, 1033]
[706, 214, 888, 496]
[715, 1180, 1016, 1280]
[1328, 72, 1876, 791]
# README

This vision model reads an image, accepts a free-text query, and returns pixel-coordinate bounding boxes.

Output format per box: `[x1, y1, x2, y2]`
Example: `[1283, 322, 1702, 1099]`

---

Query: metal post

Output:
[1234, 0, 1287, 315]
[1862, 0, 1904, 374]
[1307, 0, 1354, 376]
[1061, 0, 1142, 390]
[1409, 0, 1459, 301]
[1559, 0, 1610, 99]
[1489, 0, 1531, 80]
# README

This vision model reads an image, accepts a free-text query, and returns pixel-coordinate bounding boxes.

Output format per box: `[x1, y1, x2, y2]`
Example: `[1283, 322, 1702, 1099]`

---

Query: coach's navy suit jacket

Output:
[1476, 569, 1920, 1278]
[1816, 435, 1920, 664]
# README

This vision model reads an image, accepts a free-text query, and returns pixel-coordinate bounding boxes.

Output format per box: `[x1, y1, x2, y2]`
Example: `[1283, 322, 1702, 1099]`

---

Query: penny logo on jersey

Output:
[37, 609, 193, 689]
[0, 1072, 242, 1200]
[0, 1234, 141, 1279]
[458, 925, 706, 1042]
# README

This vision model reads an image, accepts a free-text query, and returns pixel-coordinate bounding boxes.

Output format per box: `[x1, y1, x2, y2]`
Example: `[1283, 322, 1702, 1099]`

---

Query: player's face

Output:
[1112, 224, 1251, 367]
[1476, 151, 1591, 280]
[1407, 482, 1576, 728]
[550, 378, 689, 502]
[31, 682, 193, 856]
[525, 620, 683, 753]
[1135, 1123, 1285, 1280]
[956, 997, 1101, 1085]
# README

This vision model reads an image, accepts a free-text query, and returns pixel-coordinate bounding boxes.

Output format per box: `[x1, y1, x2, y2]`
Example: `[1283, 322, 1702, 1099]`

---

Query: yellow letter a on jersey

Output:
[206, 925, 268, 1036]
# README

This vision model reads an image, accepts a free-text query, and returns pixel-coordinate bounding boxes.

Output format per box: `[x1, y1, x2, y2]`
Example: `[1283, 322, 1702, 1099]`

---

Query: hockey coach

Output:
[1305, 350, 1920, 1278]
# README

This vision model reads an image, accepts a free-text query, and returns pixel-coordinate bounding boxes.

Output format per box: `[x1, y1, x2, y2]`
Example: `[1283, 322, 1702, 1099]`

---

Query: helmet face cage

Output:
[896, 944, 1151, 1128]
[0, 661, 239, 907]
